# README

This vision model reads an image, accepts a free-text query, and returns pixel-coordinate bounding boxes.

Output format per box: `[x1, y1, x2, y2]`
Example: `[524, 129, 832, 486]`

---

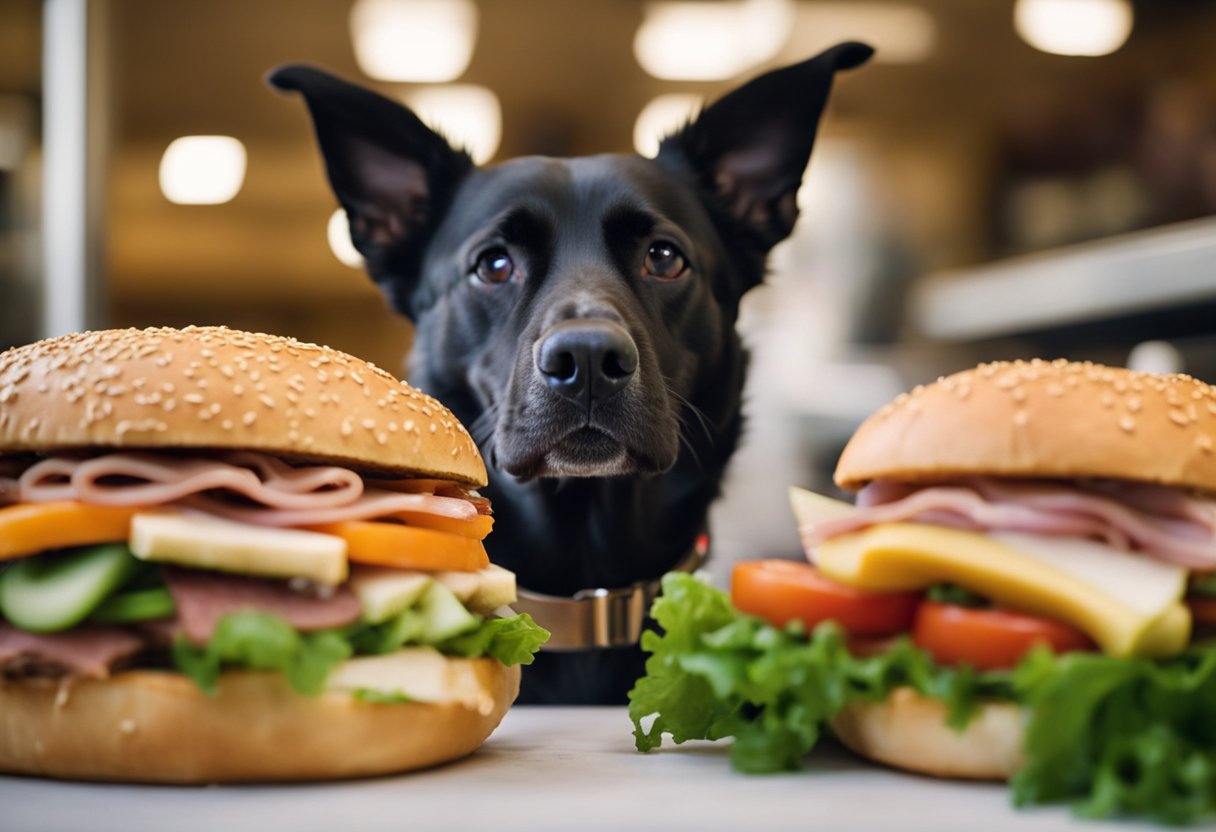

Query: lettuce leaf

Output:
[347, 610, 549, 665]
[628, 573, 1011, 773]
[435, 613, 550, 666]
[173, 608, 550, 697]
[171, 611, 352, 696]
[1013, 647, 1216, 824]
[629, 573, 1216, 824]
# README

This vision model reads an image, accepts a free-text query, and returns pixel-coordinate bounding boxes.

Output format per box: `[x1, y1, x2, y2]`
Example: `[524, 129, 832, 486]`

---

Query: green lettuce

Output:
[1012, 647, 1216, 824]
[629, 572, 1216, 825]
[172, 612, 352, 696]
[435, 613, 550, 666]
[173, 609, 550, 696]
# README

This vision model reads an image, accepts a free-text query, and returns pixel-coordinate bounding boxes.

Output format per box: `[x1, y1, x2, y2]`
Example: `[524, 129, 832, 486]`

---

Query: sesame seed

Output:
[258, 394, 275, 409]
[362, 418, 375, 430]
[1120, 415, 1136, 433]
[183, 392, 205, 405]
[1169, 409, 1190, 426]
[1013, 410, 1028, 428]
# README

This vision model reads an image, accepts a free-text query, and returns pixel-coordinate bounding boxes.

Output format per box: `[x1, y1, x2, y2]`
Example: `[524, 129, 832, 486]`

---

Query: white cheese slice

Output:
[325, 646, 496, 714]
[989, 531, 1186, 618]
[129, 508, 347, 585]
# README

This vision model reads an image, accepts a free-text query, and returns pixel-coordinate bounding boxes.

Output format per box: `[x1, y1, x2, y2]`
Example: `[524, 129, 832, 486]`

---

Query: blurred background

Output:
[3, 0, 1216, 565]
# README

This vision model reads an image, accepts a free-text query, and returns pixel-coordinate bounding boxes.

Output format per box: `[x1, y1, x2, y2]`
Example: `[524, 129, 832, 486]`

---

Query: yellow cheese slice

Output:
[790, 487, 1191, 658]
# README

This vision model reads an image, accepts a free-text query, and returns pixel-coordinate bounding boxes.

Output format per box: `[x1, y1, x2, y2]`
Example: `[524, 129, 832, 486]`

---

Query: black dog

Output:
[270, 42, 872, 703]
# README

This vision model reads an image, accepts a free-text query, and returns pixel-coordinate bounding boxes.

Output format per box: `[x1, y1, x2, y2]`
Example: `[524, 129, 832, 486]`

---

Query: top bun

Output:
[0, 327, 486, 485]
[835, 359, 1216, 493]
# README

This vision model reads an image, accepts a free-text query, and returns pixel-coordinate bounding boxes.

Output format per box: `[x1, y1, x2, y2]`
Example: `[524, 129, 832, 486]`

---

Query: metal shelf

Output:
[910, 216, 1216, 342]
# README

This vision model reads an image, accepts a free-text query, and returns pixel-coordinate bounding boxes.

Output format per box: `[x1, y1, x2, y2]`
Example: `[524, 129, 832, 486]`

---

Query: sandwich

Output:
[630, 359, 1216, 824]
[0, 326, 548, 783]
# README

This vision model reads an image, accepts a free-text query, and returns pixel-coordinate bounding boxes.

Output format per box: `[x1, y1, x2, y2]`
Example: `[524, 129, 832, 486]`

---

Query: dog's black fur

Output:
[270, 43, 872, 703]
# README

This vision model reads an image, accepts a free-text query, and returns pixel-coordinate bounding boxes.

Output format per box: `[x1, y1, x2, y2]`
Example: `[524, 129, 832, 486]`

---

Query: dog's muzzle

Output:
[512, 533, 709, 650]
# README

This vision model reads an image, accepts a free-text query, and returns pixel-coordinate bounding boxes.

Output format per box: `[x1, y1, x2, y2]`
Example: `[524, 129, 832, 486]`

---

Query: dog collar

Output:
[513, 533, 709, 651]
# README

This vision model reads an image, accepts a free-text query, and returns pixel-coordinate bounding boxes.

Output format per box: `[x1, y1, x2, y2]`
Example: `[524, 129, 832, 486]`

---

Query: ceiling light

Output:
[790, 3, 936, 64]
[403, 85, 501, 165]
[350, 0, 478, 82]
[327, 209, 365, 269]
[1014, 0, 1133, 57]
[633, 94, 703, 158]
[634, 0, 795, 81]
[158, 136, 246, 205]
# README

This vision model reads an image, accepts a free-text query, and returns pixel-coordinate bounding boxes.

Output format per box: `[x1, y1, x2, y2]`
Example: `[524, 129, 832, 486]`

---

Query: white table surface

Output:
[0, 706, 1155, 832]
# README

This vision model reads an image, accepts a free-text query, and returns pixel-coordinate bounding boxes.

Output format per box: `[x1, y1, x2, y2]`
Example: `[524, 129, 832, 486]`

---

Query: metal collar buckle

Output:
[514, 534, 709, 651]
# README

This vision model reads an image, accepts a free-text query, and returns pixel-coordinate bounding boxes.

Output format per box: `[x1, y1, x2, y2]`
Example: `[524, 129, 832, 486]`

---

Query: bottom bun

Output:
[0, 658, 520, 783]
[831, 686, 1025, 780]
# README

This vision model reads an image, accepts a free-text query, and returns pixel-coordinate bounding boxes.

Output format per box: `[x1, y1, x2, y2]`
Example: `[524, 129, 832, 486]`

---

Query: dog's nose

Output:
[536, 320, 638, 405]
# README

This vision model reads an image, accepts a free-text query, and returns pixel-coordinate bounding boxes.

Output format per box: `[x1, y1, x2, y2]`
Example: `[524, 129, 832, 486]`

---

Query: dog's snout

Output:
[536, 320, 639, 405]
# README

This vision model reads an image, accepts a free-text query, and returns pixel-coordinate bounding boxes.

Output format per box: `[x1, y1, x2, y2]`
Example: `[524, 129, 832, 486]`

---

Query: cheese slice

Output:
[349, 563, 518, 623]
[130, 509, 348, 586]
[790, 487, 1190, 658]
[325, 646, 497, 714]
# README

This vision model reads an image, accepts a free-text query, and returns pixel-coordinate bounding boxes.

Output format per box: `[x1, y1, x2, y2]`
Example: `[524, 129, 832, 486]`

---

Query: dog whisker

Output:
[666, 384, 715, 445]
[468, 400, 501, 447]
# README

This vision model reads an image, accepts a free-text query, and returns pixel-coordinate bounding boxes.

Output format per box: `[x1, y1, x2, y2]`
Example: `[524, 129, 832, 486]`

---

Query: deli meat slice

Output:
[163, 568, 362, 645]
[0, 623, 145, 678]
[803, 477, 1216, 570]
[17, 450, 480, 525]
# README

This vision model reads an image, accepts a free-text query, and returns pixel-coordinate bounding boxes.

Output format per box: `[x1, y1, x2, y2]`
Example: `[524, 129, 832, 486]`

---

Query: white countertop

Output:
[1, 706, 1154, 832]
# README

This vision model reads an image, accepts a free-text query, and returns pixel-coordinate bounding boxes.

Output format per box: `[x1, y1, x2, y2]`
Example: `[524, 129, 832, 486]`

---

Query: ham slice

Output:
[163, 568, 362, 645]
[0, 623, 145, 679]
[17, 450, 480, 526]
[804, 477, 1216, 570]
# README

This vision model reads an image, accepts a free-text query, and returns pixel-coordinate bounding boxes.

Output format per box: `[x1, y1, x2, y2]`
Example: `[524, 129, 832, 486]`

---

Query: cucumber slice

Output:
[89, 585, 176, 624]
[0, 544, 141, 632]
[416, 581, 478, 644]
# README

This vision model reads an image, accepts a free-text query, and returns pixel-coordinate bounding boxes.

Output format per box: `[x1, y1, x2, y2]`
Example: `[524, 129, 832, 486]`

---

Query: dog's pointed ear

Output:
[268, 64, 472, 311]
[657, 42, 872, 253]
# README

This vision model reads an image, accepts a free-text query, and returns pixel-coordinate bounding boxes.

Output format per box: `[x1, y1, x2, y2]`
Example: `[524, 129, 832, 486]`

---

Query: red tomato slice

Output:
[912, 601, 1095, 671]
[731, 559, 919, 635]
[1188, 596, 1216, 626]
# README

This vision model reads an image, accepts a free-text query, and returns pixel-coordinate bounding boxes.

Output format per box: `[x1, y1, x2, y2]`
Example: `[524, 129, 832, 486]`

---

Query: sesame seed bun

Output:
[0, 327, 486, 486]
[835, 359, 1216, 492]
[830, 687, 1024, 780]
[0, 658, 519, 783]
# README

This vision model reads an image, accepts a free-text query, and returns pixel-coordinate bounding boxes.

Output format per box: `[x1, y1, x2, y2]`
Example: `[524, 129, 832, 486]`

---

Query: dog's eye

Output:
[642, 241, 687, 281]
[474, 248, 516, 284]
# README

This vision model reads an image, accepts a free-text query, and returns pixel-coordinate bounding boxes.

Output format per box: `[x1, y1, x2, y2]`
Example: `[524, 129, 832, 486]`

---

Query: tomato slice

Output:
[912, 601, 1095, 671]
[1187, 596, 1216, 626]
[731, 559, 919, 635]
